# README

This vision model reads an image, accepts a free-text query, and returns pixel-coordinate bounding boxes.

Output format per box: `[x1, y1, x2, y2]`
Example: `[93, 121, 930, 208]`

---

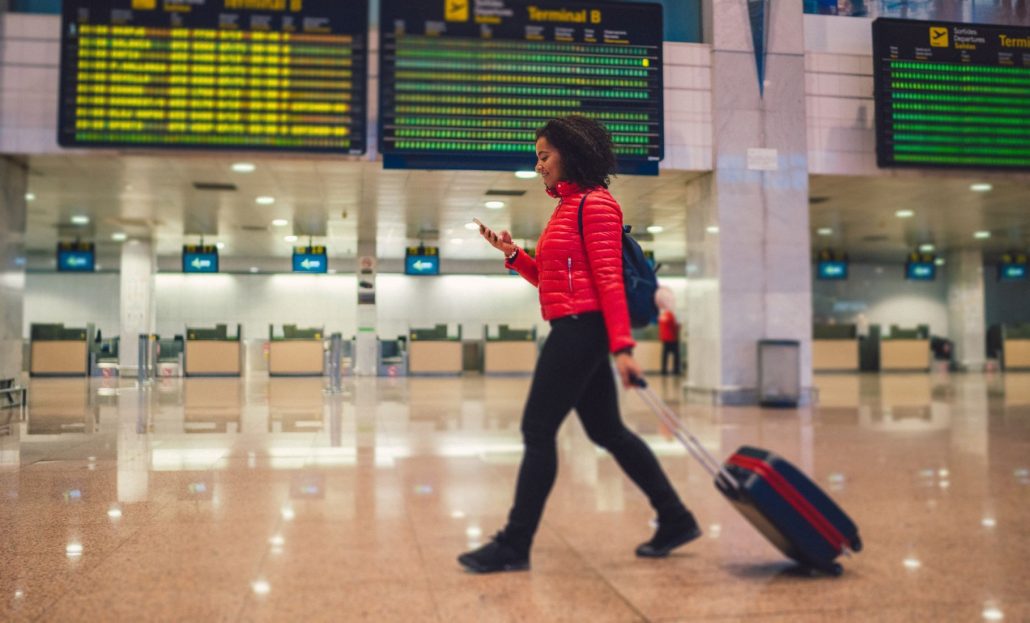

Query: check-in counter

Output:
[408, 325, 462, 376]
[484, 325, 537, 375]
[812, 324, 859, 372]
[29, 323, 90, 377]
[880, 325, 930, 371]
[378, 337, 408, 376]
[269, 325, 325, 377]
[1002, 324, 1030, 370]
[184, 324, 242, 377]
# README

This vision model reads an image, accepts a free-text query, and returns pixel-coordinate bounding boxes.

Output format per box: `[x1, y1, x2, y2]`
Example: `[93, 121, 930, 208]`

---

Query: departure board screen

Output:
[873, 18, 1030, 171]
[58, 0, 368, 154]
[379, 0, 663, 174]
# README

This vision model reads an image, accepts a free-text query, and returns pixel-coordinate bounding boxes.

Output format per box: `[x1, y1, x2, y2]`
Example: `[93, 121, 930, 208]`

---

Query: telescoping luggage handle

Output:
[630, 376, 739, 492]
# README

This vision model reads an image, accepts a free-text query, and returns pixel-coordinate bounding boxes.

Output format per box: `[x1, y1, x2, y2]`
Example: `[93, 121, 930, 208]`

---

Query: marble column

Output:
[118, 239, 156, 373]
[946, 250, 986, 372]
[0, 157, 27, 381]
[687, 0, 812, 404]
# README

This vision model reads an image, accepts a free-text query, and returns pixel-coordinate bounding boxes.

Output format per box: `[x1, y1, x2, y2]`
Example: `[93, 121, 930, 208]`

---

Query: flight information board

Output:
[58, 0, 368, 154]
[379, 0, 663, 174]
[873, 18, 1030, 171]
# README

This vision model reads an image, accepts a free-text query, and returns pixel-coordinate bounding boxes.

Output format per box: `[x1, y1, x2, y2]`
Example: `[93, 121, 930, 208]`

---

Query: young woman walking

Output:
[458, 115, 701, 573]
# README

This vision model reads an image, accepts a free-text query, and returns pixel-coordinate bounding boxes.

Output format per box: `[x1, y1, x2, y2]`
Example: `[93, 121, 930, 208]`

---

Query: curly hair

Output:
[536, 115, 617, 189]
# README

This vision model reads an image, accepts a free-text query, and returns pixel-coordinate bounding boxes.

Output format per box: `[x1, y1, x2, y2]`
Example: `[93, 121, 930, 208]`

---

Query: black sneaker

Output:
[635, 514, 702, 558]
[458, 532, 530, 573]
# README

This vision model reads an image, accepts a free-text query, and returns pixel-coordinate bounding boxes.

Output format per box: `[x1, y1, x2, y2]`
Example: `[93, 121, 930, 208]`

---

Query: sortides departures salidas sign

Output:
[873, 18, 1030, 171]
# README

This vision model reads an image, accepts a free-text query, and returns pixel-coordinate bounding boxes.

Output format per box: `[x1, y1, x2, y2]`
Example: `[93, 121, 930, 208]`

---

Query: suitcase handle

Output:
[631, 376, 739, 492]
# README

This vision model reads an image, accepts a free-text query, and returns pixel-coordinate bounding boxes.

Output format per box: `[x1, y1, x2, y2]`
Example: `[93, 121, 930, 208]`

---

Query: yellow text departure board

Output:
[379, 0, 663, 174]
[58, 0, 368, 154]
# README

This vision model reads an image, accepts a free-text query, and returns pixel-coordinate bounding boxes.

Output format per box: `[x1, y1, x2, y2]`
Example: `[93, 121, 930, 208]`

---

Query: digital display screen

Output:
[999, 263, 1027, 281]
[405, 255, 439, 276]
[182, 245, 218, 273]
[817, 261, 848, 280]
[58, 0, 368, 154]
[379, 0, 663, 174]
[905, 261, 936, 281]
[56, 242, 95, 272]
[292, 246, 327, 273]
[873, 18, 1030, 171]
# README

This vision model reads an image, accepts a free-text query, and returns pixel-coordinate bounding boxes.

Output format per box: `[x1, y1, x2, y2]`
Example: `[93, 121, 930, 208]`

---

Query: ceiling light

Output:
[981, 517, 996, 528]
[111, 232, 127, 242]
[251, 580, 270, 595]
[249, 267, 259, 273]
[256, 196, 275, 205]
[215, 242, 225, 249]
[71, 215, 90, 225]
[982, 606, 1004, 621]
[284, 235, 298, 243]
[515, 170, 538, 179]
[919, 244, 935, 252]
[817, 227, 833, 236]
[902, 557, 921, 570]
[484, 200, 505, 209]
[232, 162, 256, 173]
[107, 507, 122, 519]
[271, 219, 289, 227]
[970, 183, 993, 192]
[706, 226, 719, 234]
[464, 222, 480, 230]
[25, 192, 35, 201]
[935, 258, 945, 266]
[895, 210, 914, 218]
[646, 225, 664, 234]
[974, 231, 991, 239]
[66, 543, 83, 557]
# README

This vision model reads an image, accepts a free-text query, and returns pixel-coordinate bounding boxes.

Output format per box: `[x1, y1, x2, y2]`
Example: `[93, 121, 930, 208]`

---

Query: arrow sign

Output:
[191, 257, 211, 269]
[412, 260, 432, 271]
[301, 258, 320, 270]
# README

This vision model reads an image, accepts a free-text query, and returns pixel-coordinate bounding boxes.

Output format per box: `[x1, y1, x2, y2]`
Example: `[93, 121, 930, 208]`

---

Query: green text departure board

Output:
[379, 0, 663, 174]
[873, 18, 1030, 171]
[58, 0, 367, 154]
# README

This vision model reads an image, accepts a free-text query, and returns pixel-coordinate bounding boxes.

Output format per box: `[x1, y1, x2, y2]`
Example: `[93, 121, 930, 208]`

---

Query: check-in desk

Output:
[378, 337, 408, 376]
[812, 324, 859, 372]
[484, 325, 537, 375]
[880, 325, 930, 371]
[269, 325, 325, 377]
[629, 325, 666, 374]
[1002, 324, 1030, 370]
[184, 324, 242, 377]
[29, 323, 90, 377]
[408, 325, 462, 376]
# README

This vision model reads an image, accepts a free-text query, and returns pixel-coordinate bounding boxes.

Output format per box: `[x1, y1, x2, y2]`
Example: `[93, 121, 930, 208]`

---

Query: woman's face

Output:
[535, 136, 564, 188]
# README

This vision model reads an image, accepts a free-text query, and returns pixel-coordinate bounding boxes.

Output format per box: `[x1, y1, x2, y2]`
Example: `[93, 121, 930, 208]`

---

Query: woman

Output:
[458, 115, 701, 574]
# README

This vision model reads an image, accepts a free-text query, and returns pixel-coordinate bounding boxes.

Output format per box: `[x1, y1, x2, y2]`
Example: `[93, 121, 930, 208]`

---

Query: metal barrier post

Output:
[138, 334, 148, 382]
[326, 333, 343, 394]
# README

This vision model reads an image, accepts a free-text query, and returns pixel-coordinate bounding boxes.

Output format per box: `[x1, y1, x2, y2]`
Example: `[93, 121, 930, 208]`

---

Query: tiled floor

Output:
[2, 371, 1028, 622]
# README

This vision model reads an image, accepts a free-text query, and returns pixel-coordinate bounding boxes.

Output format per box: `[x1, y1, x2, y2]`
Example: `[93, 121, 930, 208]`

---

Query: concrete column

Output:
[118, 239, 156, 373]
[0, 157, 27, 380]
[946, 250, 986, 371]
[353, 167, 379, 376]
[687, 0, 812, 404]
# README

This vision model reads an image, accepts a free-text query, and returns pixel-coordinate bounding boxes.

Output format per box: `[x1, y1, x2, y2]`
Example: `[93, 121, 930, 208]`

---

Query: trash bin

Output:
[758, 339, 801, 407]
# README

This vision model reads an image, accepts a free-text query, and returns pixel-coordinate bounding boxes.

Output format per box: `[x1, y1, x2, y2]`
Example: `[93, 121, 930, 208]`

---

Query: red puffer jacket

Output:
[506, 181, 635, 354]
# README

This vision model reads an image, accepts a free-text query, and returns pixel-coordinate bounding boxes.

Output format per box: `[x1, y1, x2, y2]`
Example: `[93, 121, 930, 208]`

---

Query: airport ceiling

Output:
[21, 153, 1030, 266]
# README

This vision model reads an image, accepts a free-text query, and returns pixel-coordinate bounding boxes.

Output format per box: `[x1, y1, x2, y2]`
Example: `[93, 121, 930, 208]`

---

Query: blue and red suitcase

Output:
[633, 378, 862, 576]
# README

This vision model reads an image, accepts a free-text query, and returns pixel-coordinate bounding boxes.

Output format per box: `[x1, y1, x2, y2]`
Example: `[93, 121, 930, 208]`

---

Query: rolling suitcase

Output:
[633, 378, 862, 576]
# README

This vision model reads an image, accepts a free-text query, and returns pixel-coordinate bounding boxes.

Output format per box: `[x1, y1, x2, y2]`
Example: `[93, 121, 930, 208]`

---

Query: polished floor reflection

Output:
[2, 372, 1029, 622]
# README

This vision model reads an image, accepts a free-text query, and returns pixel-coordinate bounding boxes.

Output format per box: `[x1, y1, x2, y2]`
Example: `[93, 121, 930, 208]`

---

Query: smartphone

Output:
[472, 217, 486, 230]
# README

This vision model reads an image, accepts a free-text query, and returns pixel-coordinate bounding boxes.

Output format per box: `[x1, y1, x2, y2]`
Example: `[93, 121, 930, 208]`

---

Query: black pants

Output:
[503, 313, 689, 550]
[661, 341, 680, 375]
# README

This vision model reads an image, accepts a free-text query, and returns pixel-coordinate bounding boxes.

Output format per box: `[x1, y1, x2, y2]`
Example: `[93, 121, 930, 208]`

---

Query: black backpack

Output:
[577, 193, 659, 328]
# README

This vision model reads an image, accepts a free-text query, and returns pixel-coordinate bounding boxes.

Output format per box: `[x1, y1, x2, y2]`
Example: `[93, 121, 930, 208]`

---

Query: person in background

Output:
[656, 287, 680, 376]
[459, 115, 701, 574]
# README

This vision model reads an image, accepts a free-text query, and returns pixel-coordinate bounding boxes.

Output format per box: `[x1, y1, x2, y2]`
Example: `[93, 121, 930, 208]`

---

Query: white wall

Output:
[812, 262, 949, 336]
[25, 271, 692, 341]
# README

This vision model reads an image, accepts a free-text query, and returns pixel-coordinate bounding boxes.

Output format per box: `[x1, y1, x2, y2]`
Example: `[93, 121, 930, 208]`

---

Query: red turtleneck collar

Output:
[545, 180, 588, 199]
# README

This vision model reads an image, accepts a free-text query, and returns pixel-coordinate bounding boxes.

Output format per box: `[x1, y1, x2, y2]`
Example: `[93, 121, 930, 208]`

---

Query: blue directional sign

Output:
[817, 260, 848, 280]
[293, 246, 328, 274]
[405, 245, 439, 275]
[56, 243, 94, 272]
[182, 246, 219, 273]
[905, 262, 936, 281]
[999, 263, 1026, 281]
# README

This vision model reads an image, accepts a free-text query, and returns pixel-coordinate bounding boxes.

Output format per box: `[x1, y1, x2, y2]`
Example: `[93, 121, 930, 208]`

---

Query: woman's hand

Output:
[614, 351, 643, 388]
[478, 223, 516, 257]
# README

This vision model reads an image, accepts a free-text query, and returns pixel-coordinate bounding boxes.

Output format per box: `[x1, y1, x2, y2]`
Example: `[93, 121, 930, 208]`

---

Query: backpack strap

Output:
[576, 191, 592, 240]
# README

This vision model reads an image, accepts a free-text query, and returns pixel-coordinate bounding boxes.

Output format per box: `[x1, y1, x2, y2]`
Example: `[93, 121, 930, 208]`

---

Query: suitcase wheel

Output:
[851, 537, 863, 553]
[829, 563, 843, 577]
